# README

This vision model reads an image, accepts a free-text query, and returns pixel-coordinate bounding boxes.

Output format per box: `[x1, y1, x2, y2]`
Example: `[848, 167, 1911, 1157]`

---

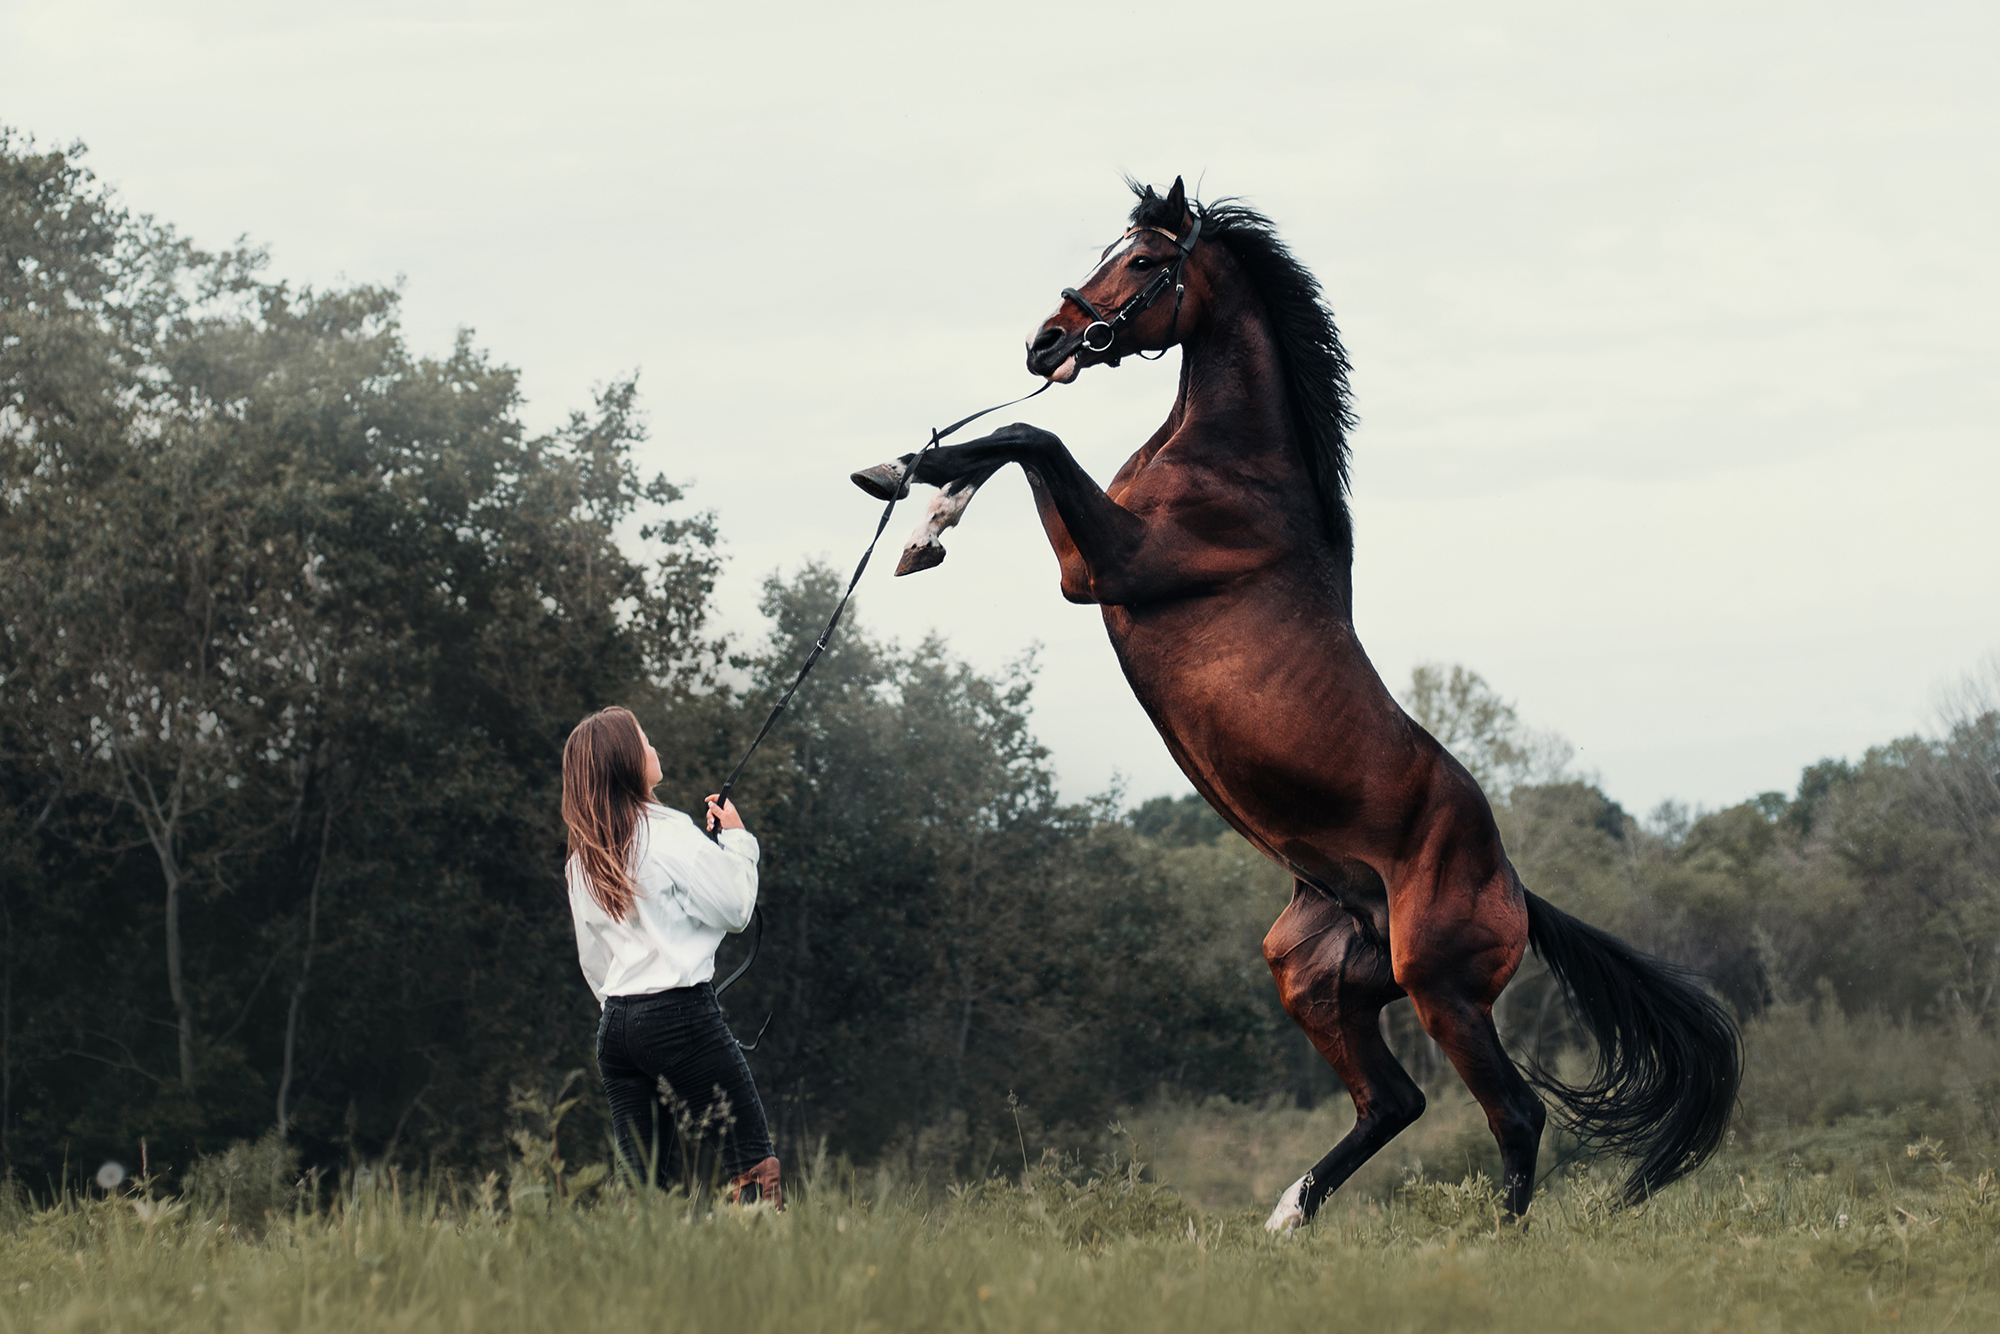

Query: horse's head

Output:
[1027, 177, 1207, 382]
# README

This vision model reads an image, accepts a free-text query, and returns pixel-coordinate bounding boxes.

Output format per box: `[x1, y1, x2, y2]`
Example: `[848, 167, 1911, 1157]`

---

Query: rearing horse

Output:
[853, 179, 1739, 1227]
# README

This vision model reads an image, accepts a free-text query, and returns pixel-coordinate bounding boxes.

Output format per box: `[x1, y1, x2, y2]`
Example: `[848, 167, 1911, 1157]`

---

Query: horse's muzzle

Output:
[1026, 320, 1089, 380]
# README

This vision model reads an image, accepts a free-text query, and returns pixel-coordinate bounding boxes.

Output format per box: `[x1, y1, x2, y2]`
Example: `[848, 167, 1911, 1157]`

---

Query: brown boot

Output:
[728, 1155, 783, 1210]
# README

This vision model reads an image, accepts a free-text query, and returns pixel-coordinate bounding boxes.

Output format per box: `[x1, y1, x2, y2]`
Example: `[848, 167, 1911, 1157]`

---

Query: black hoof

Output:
[895, 543, 945, 576]
[851, 463, 909, 501]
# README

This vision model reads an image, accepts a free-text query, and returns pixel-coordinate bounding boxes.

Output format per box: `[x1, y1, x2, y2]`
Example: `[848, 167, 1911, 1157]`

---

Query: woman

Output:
[560, 706, 781, 1207]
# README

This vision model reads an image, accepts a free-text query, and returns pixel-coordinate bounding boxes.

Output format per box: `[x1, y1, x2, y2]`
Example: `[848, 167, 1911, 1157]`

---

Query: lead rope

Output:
[705, 379, 1055, 1044]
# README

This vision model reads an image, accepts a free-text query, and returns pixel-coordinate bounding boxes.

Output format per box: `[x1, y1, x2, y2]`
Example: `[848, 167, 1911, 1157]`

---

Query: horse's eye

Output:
[1132, 256, 1153, 270]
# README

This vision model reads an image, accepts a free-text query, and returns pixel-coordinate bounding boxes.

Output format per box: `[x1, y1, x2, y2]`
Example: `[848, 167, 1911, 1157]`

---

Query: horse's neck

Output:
[1145, 281, 1354, 606]
[1160, 290, 1308, 489]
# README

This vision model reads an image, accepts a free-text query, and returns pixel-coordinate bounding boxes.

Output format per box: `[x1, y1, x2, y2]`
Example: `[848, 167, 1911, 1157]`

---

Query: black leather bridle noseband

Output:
[1061, 215, 1204, 360]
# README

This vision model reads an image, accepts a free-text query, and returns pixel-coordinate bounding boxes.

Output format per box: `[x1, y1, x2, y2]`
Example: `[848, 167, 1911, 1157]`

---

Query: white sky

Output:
[5, 0, 1995, 816]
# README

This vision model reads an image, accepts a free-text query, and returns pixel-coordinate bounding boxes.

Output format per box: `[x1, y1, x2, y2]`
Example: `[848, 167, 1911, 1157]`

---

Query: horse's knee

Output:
[994, 421, 1058, 447]
[912, 451, 959, 486]
[1370, 1082, 1427, 1136]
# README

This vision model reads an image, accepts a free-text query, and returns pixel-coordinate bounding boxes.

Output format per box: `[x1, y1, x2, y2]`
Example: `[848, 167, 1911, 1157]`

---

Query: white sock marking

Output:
[1264, 1175, 1307, 1234]
[901, 476, 984, 562]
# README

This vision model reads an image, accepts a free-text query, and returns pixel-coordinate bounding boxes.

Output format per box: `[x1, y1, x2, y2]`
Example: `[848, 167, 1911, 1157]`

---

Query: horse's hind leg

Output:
[1262, 882, 1425, 1233]
[1403, 987, 1546, 1218]
[1395, 871, 1547, 1219]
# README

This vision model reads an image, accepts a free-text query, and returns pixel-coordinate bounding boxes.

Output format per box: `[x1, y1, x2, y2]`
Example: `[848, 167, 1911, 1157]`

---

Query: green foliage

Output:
[0, 128, 722, 1179]
[1485, 658, 2000, 1057]
[1734, 994, 2000, 1146]
[1395, 1168, 1502, 1232]
[179, 1130, 299, 1224]
[5, 1097, 2000, 1334]
[505, 1069, 603, 1212]
[1402, 662, 1572, 794]
[1129, 793, 1230, 847]
[952, 1140, 1201, 1249]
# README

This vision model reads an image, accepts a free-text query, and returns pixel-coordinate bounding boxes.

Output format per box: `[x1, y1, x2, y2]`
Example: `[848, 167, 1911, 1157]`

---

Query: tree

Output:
[0, 127, 722, 1175]
[1401, 662, 1571, 796]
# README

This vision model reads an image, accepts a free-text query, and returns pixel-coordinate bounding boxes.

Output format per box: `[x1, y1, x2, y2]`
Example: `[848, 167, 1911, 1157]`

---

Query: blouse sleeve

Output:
[653, 817, 761, 933]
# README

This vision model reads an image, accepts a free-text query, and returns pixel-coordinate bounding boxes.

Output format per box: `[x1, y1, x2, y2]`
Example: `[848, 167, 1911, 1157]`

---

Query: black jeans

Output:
[597, 983, 775, 1192]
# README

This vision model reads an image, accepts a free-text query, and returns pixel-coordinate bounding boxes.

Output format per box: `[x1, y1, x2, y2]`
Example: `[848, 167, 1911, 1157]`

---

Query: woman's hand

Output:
[704, 795, 746, 833]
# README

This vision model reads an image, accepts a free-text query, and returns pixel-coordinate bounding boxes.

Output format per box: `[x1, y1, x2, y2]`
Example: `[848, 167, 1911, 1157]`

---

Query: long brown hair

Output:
[561, 706, 653, 921]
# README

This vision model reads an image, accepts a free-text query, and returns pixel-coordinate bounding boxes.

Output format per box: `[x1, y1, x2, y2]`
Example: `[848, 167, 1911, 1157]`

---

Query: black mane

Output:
[1128, 183, 1357, 566]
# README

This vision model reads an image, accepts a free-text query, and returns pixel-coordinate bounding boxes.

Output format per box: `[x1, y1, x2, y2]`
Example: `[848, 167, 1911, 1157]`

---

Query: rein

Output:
[1062, 216, 1203, 359]
[708, 219, 1198, 1026]
[704, 377, 1055, 1029]
[705, 216, 1195, 1040]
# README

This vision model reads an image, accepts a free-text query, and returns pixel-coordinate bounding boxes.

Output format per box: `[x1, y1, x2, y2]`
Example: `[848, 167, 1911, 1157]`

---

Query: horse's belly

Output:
[1103, 598, 1413, 869]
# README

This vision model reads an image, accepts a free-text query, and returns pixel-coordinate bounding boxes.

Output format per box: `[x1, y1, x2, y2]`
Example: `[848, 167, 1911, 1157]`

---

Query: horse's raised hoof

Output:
[1263, 1175, 1307, 1235]
[851, 461, 910, 501]
[895, 542, 945, 576]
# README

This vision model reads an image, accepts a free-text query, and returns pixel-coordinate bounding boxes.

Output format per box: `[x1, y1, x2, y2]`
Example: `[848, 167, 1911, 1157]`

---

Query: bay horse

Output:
[852, 178, 1740, 1228]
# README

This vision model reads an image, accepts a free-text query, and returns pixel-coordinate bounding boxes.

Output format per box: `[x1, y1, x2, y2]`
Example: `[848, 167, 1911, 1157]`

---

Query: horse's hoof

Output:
[1263, 1176, 1307, 1235]
[895, 542, 945, 576]
[851, 462, 909, 501]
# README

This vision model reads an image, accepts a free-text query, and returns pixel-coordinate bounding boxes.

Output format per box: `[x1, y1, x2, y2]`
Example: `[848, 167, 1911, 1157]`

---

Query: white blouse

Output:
[566, 804, 761, 1007]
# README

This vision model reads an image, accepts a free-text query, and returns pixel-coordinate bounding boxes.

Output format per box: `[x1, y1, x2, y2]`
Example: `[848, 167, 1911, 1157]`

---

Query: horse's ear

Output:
[1165, 176, 1188, 222]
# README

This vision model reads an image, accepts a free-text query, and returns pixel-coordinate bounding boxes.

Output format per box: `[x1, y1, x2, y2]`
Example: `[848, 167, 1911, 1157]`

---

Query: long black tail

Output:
[1523, 891, 1742, 1203]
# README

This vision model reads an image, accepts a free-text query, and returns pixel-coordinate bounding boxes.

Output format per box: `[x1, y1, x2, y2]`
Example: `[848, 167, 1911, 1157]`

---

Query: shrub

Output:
[180, 1129, 300, 1223]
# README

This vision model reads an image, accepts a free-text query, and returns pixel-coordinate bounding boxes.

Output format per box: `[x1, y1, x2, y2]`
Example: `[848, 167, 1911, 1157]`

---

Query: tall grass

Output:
[1737, 998, 2000, 1142]
[4, 1010, 1998, 1332]
[5, 1139, 1997, 1332]
[1137, 997, 2000, 1212]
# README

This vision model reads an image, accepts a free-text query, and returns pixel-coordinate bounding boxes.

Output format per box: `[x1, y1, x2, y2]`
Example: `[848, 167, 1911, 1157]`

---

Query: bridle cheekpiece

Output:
[1062, 214, 1204, 360]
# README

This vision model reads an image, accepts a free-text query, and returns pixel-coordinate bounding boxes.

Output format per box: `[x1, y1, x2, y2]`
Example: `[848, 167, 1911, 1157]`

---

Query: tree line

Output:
[3, 130, 1995, 1187]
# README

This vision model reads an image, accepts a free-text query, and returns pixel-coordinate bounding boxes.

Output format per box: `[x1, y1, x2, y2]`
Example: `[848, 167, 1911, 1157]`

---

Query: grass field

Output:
[6, 1010, 1999, 1332]
[5, 1127, 1996, 1332]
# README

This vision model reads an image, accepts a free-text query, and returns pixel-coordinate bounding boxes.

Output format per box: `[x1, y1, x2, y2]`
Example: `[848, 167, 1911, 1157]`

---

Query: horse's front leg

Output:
[853, 454, 1003, 576]
[893, 463, 1000, 575]
[852, 426, 1180, 604]
[854, 439, 1083, 583]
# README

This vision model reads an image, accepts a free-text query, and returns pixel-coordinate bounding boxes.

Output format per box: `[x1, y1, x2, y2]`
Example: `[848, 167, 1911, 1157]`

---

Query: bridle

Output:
[1061, 215, 1204, 359]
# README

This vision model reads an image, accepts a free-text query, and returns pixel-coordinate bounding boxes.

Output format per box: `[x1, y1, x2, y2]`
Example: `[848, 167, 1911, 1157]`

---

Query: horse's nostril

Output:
[1029, 325, 1063, 354]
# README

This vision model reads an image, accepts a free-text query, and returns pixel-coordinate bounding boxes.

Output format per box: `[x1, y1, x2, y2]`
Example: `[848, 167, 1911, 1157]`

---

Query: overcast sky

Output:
[6, 0, 1995, 817]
